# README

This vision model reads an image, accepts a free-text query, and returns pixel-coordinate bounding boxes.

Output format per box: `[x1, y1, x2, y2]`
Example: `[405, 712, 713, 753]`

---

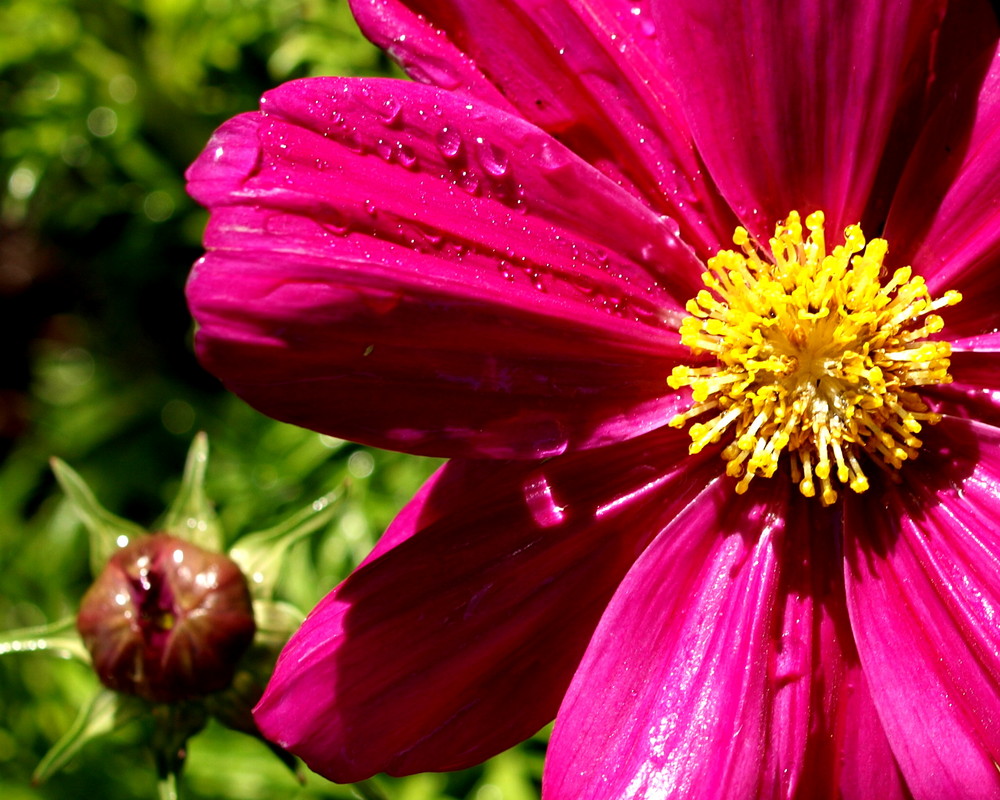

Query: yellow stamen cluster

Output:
[668, 210, 961, 506]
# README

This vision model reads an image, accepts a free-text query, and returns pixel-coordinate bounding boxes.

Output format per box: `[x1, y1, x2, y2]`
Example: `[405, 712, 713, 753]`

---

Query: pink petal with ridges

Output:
[845, 417, 1000, 800]
[254, 426, 720, 781]
[350, 0, 739, 259]
[544, 479, 785, 800]
[347, 0, 516, 109]
[546, 481, 912, 800]
[187, 78, 702, 458]
[764, 498, 910, 800]
[924, 336, 1000, 463]
[655, 0, 951, 239]
[886, 41, 1000, 339]
[947, 335, 1000, 395]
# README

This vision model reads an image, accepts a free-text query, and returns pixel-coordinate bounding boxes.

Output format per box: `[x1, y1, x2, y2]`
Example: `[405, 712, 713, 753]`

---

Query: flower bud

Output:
[77, 533, 256, 703]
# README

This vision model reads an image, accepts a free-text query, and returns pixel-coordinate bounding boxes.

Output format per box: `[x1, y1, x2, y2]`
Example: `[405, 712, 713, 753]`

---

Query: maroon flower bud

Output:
[77, 533, 256, 703]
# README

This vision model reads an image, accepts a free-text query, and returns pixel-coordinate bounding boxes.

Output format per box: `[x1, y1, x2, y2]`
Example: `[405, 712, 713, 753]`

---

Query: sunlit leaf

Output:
[229, 489, 343, 601]
[160, 432, 223, 551]
[0, 615, 89, 662]
[50, 458, 146, 576]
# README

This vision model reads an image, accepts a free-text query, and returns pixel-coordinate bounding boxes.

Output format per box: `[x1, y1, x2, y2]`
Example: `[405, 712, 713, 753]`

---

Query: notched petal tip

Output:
[186, 112, 265, 208]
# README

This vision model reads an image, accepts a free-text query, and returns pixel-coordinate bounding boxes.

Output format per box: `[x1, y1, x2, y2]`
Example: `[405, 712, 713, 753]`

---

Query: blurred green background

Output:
[0, 1, 544, 797]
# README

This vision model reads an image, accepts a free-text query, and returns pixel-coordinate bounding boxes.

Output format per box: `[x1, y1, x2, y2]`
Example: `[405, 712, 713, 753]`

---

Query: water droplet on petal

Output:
[476, 138, 509, 177]
[458, 170, 479, 195]
[436, 127, 462, 158]
[396, 142, 417, 168]
[538, 139, 569, 172]
[378, 96, 402, 125]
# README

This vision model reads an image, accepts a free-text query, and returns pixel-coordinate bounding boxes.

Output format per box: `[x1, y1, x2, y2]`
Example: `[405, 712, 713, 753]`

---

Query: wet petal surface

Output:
[188, 78, 701, 459]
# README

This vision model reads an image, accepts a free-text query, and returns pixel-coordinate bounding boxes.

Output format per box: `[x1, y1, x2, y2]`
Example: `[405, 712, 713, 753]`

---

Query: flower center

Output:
[668, 210, 961, 506]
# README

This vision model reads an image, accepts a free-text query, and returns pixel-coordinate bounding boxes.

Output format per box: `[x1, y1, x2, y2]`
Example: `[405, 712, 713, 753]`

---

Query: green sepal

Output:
[229, 489, 342, 601]
[149, 702, 209, 782]
[160, 432, 223, 551]
[252, 599, 306, 648]
[0, 615, 89, 663]
[207, 666, 304, 784]
[33, 689, 146, 783]
[50, 458, 146, 576]
[352, 779, 390, 800]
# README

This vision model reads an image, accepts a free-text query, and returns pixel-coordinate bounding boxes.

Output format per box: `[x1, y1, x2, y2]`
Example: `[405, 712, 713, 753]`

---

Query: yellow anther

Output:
[667, 210, 959, 506]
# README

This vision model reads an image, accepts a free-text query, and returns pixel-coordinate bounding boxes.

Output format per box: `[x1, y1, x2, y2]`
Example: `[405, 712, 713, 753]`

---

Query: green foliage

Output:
[0, 1, 545, 798]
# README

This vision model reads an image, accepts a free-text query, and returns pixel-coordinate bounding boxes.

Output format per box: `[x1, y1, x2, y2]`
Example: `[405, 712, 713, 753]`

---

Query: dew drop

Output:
[476, 138, 509, 177]
[458, 170, 479, 195]
[378, 96, 403, 125]
[396, 142, 417, 168]
[538, 139, 569, 172]
[436, 127, 462, 158]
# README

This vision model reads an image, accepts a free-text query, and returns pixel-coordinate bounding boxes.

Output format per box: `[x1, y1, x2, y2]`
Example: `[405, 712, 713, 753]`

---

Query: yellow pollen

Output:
[668, 210, 960, 506]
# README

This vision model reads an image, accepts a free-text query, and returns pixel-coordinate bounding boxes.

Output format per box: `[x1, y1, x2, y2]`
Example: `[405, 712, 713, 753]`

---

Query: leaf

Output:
[161, 432, 223, 551]
[50, 458, 146, 576]
[229, 489, 343, 601]
[33, 689, 145, 783]
[0, 615, 89, 662]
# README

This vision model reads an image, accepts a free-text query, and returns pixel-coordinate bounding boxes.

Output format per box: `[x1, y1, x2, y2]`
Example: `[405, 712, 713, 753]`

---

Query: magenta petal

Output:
[350, 0, 739, 258]
[764, 499, 909, 800]
[946, 335, 1000, 398]
[187, 77, 701, 459]
[886, 42, 1000, 339]
[655, 0, 949, 237]
[347, 0, 516, 110]
[544, 480, 786, 800]
[922, 334, 1000, 429]
[254, 426, 721, 782]
[547, 483, 911, 800]
[845, 417, 1000, 800]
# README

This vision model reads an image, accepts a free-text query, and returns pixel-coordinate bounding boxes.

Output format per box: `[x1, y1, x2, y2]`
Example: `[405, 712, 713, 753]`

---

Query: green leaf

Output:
[229, 489, 343, 601]
[161, 432, 223, 551]
[0, 615, 89, 663]
[50, 457, 146, 576]
[33, 689, 145, 783]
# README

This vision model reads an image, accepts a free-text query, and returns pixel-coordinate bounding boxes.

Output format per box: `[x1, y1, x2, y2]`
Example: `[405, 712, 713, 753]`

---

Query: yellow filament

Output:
[668, 210, 960, 506]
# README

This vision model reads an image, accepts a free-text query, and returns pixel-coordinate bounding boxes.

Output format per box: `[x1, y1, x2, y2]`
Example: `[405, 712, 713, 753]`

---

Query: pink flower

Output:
[185, 1, 1000, 798]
